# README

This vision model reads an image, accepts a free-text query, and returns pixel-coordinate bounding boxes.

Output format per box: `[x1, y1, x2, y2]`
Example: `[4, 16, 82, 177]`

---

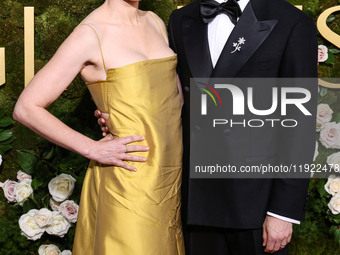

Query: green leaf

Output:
[0, 109, 5, 118]
[316, 179, 330, 198]
[322, 95, 338, 106]
[304, 7, 314, 17]
[326, 15, 335, 23]
[0, 144, 12, 154]
[34, 161, 53, 187]
[319, 86, 328, 97]
[333, 215, 340, 224]
[329, 47, 340, 55]
[1, 135, 15, 144]
[16, 150, 38, 175]
[0, 116, 14, 128]
[0, 130, 12, 142]
[330, 225, 338, 235]
[43, 146, 54, 160]
[334, 113, 340, 123]
[334, 229, 340, 245]
[31, 178, 44, 190]
[324, 52, 335, 65]
[32, 192, 48, 208]
[22, 199, 36, 214]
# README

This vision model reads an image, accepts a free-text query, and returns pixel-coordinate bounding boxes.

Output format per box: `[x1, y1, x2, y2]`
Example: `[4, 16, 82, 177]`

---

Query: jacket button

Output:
[193, 125, 201, 132]
[224, 129, 231, 136]
[184, 86, 190, 92]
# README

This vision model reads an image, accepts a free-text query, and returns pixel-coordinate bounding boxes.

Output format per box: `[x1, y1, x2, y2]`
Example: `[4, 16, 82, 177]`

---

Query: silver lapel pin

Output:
[231, 37, 246, 54]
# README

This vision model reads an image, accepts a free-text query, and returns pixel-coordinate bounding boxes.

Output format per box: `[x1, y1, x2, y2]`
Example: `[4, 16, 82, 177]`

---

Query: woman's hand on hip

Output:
[87, 134, 149, 171]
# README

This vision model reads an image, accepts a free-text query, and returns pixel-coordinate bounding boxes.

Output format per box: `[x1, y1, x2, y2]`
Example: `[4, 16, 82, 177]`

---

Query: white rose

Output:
[34, 208, 53, 228]
[313, 141, 319, 162]
[0, 180, 18, 202]
[17, 170, 32, 183]
[328, 193, 340, 214]
[59, 200, 79, 223]
[50, 198, 61, 211]
[19, 209, 45, 240]
[15, 180, 33, 206]
[316, 104, 333, 131]
[38, 244, 61, 255]
[327, 152, 340, 170]
[319, 122, 340, 149]
[324, 174, 340, 196]
[316, 122, 328, 132]
[318, 45, 328, 62]
[46, 211, 71, 237]
[48, 174, 76, 202]
[61, 250, 72, 255]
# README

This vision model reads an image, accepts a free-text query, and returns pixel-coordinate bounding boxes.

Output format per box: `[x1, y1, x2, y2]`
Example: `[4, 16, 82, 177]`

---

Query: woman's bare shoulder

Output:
[56, 17, 101, 63]
[145, 11, 168, 41]
[72, 6, 107, 44]
[77, 5, 106, 28]
[146, 11, 166, 27]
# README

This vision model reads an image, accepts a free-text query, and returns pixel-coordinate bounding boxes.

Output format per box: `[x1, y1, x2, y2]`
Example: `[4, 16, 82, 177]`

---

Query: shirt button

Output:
[224, 129, 231, 136]
[193, 125, 201, 132]
[184, 86, 190, 92]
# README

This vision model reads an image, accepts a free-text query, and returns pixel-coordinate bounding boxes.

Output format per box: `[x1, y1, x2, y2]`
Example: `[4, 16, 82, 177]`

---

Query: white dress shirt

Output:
[207, 0, 300, 225]
[208, 0, 250, 67]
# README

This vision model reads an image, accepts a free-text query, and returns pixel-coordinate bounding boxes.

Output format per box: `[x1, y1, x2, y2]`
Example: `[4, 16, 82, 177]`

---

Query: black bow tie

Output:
[200, 0, 242, 25]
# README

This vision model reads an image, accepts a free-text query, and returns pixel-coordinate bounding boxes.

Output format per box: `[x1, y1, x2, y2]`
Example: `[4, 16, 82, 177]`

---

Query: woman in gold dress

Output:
[13, 0, 184, 254]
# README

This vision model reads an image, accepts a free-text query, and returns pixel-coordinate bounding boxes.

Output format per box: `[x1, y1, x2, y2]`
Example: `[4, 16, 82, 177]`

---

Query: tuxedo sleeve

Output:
[267, 15, 318, 220]
[168, 11, 178, 54]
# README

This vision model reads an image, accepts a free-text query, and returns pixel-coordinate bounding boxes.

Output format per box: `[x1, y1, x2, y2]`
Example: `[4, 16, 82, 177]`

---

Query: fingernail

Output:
[143, 157, 147, 161]
[146, 147, 149, 150]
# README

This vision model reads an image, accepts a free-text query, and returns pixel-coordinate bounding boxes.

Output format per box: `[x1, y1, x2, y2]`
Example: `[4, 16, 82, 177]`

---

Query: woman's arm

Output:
[13, 25, 148, 171]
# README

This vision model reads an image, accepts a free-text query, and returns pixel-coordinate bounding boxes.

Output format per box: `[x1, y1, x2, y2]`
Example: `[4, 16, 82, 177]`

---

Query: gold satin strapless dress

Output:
[72, 21, 184, 255]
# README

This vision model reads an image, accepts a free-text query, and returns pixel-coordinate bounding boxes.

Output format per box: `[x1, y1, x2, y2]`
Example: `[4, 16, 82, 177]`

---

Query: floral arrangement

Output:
[0, 169, 78, 254]
[0, 108, 87, 254]
[314, 35, 340, 243]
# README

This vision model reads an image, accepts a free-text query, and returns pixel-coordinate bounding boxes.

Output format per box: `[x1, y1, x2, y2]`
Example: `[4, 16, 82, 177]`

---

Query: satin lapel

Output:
[211, 1, 278, 78]
[182, 15, 214, 78]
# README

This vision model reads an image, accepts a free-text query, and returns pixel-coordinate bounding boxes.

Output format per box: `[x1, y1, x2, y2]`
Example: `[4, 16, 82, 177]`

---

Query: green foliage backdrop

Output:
[0, 0, 339, 254]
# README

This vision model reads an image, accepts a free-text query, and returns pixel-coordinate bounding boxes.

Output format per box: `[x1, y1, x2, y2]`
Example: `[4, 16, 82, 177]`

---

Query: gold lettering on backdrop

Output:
[177, 5, 303, 9]
[319, 79, 340, 89]
[1, 5, 339, 89]
[317, 6, 340, 48]
[24, 7, 34, 87]
[0, 48, 5, 86]
[317, 6, 340, 89]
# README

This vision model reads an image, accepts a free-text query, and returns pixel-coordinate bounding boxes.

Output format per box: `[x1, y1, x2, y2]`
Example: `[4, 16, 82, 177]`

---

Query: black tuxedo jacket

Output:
[168, 0, 318, 229]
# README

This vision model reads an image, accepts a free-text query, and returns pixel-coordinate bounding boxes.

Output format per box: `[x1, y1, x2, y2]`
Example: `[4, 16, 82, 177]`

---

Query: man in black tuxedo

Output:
[167, 0, 317, 254]
[96, 0, 317, 253]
